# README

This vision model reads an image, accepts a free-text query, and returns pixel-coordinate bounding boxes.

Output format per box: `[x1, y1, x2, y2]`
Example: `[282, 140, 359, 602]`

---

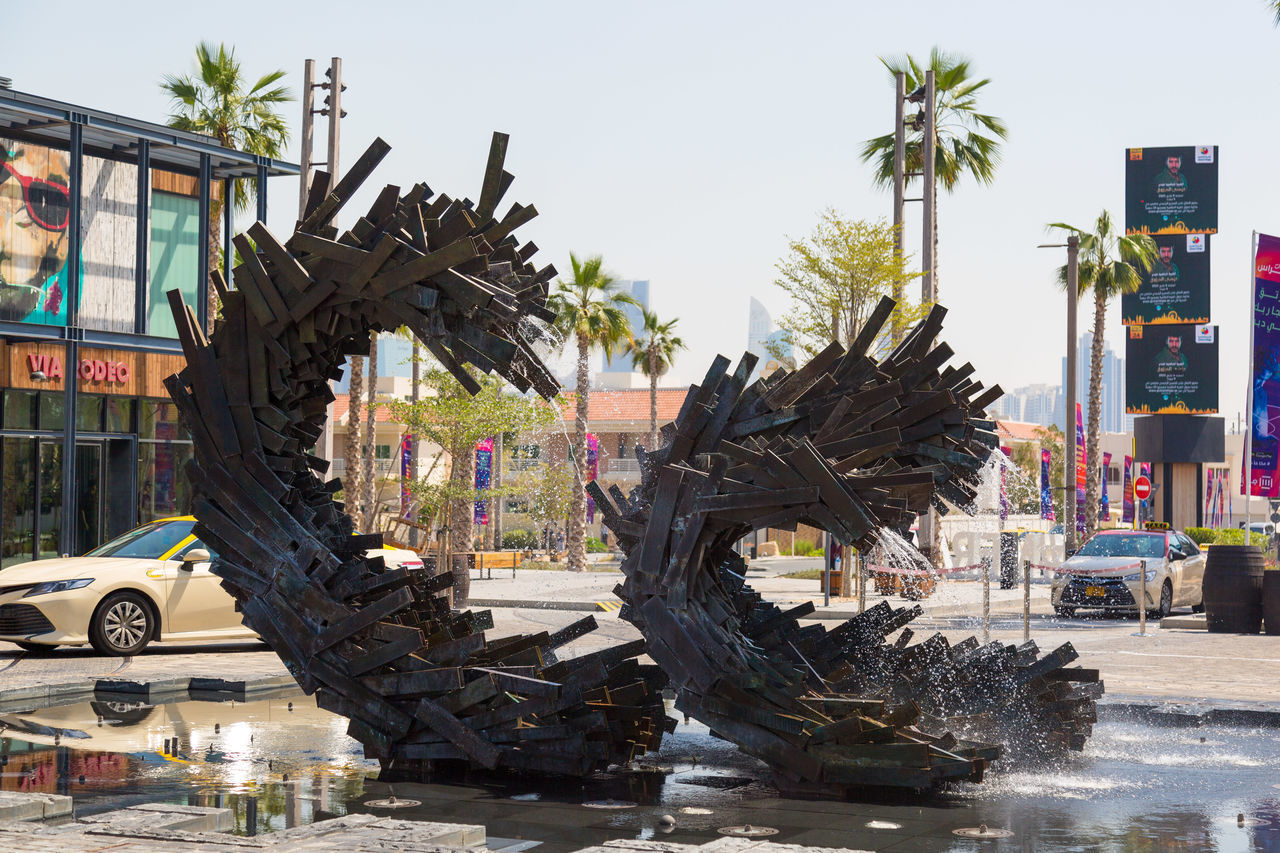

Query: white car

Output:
[0, 516, 423, 655]
[1050, 528, 1205, 619]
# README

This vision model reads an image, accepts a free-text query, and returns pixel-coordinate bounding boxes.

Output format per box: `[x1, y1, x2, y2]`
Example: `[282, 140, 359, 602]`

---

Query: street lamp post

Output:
[1038, 236, 1080, 554]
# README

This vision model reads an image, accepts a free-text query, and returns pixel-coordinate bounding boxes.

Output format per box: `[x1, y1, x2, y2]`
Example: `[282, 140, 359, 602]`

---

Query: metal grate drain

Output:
[719, 825, 778, 837]
[953, 825, 1013, 839]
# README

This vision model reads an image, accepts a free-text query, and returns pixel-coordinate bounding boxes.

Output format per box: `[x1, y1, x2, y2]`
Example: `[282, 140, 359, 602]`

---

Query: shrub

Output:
[586, 536, 608, 553]
[1214, 528, 1269, 547]
[502, 529, 539, 550]
[1186, 527, 1216, 546]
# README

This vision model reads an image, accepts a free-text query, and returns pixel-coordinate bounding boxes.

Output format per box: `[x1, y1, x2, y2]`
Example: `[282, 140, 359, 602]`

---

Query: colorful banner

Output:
[400, 434, 412, 517]
[1099, 452, 1112, 522]
[1122, 455, 1135, 524]
[1124, 145, 1219, 236]
[1075, 403, 1087, 535]
[999, 446, 1011, 522]
[1204, 469, 1215, 524]
[585, 434, 598, 524]
[1215, 470, 1227, 528]
[1140, 462, 1151, 522]
[474, 437, 493, 525]
[1040, 448, 1055, 521]
[1249, 232, 1280, 497]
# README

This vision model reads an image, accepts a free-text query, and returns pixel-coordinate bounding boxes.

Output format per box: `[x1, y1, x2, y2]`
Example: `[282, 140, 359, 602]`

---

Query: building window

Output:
[376, 444, 392, 460]
[3, 390, 36, 430]
[147, 189, 200, 338]
[1107, 465, 1121, 485]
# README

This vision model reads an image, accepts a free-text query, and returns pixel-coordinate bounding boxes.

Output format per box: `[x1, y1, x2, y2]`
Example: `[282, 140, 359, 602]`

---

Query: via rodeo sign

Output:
[27, 353, 130, 385]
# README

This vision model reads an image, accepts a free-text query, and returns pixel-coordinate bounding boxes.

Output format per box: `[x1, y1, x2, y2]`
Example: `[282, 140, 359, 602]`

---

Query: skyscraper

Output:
[747, 297, 792, 381]
[598, 280, 650, 388]
[1057, 332, 1126, 434]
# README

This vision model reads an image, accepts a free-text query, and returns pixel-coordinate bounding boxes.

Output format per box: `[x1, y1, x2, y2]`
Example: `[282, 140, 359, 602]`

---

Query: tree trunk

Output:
[926, 194, 942, 567]
[1085, 291, 1106, 541]
[649, 344, 659, 450]
[409, 341, 420, 548]
[206, 195, 223, 335]
[364, 332, 379, 534]
[447, 438, 475, 607]
[567, 333, 590, 572]
[345, 355, 365, 531]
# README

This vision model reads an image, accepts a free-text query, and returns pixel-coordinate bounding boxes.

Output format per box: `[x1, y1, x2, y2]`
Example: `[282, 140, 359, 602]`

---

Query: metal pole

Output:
[922, 69, 936, 305]
[982, 555, 991, 644]
[1246, 231, 1259, 542]
[493, 431, 504, 551]
[1023, 559, 1031, 643]
[1065, 235, 1080, 555]
[318, 57, 343, 466]
[892, 72, 905, 345]
[61, 120, 83, 558]
[1139, 559, 1148, 635]
[298, 59, 315, 220]
[857, 551, 866, 613]
[823, 532, 831, 608]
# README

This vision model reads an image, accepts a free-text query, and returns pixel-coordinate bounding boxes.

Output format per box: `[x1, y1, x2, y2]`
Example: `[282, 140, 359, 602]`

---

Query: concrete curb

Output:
[471, 597, 1029, 621]
[1100, 694, 1280, 727]
[0, 672, 299, 711]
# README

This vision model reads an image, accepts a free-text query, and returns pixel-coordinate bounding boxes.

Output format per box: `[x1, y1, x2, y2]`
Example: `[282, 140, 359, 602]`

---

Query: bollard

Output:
[1023, 559, 1031, 643]
[246, 796, 258, 836]
[982, 556, 991, 644]
[1139, 559, 1147, 636]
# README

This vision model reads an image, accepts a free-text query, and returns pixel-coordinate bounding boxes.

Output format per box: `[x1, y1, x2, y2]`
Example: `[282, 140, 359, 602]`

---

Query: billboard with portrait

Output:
[1125, 146, 1218, 236]
[1121, 233, 1210, 325]
[1125, 323, 1219, 414]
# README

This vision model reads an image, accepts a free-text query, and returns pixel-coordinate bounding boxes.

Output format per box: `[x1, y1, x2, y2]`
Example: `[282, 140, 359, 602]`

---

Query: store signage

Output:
[26, 353, 129, 384]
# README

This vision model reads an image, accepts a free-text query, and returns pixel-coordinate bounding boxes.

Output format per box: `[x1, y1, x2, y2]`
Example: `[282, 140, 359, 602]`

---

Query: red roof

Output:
[334, 394, 397, 425]
[559, 388, 690, 424]
[995, 420, 1049, 442]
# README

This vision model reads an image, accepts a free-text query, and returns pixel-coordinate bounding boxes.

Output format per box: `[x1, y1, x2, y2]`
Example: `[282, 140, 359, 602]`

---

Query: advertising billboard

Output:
[1125, 146, 1218, 235]
[1120, 233, 1210, 325]
[1125, 323, 1219, 414]
[1247, 233, 1280, 496]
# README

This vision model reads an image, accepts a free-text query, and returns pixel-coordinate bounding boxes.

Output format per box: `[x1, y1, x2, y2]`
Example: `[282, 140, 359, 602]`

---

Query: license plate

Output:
[1086, 585, 1106, 597]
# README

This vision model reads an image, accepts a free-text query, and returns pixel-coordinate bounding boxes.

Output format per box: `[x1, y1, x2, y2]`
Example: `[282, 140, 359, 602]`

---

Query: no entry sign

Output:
[1134, 476, 1152, 501]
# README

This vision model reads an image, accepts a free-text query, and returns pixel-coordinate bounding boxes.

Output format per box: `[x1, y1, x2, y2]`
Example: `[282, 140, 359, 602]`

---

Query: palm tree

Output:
[161, 42, 291, 330]
[859, 47, 1007, 303]
[1048, 212, 1156, 540]
[626, 310, 686, 451]
[549, 254, 637, 572]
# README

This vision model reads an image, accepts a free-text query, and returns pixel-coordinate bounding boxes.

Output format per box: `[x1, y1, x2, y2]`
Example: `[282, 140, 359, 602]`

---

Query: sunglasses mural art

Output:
[0, 138, 183, 333]
[166, 134, 1099, 795]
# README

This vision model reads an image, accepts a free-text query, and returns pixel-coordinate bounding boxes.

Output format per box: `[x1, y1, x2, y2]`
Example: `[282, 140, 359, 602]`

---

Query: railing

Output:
[608, 458, 642, 476]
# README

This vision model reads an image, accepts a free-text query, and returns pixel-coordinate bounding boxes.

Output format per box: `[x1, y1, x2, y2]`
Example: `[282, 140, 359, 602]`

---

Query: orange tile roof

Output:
[995, 420, 1049, 443]
[333, 394, 398, 425]
[559, 388, 691, 423]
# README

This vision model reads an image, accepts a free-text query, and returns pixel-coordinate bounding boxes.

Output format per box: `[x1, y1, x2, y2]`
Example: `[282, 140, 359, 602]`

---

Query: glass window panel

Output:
[79, 155, 137, 332]
[2, 437, 34, 567]
[147, 189, 200, 338]
[3, 390, 36, 430]
[139, 398, 182, 440]
[76, 394, 104, 432]
[104, 397, 134, 433]
[38, 392, 64, 431]
[37, 440, 61, 558]
[138, 440, 193, 523]
[0, 136, 72, 326]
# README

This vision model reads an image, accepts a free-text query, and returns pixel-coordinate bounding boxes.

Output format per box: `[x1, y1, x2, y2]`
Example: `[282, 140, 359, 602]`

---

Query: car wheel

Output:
[1054, 605, 1076, 618]
[1148, 581, 1173, 621]
[13, 641, 58, 654]
[1192, 601, 1205, 614]
[90, 592, 153, 656]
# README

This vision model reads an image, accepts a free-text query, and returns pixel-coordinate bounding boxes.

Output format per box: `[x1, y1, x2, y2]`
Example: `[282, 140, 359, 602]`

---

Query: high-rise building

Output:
[991, 384, 1060, 427]
[598, 279, 650, 388]
[747, 297, 792, 381]
[1057, 332, 1126, 434]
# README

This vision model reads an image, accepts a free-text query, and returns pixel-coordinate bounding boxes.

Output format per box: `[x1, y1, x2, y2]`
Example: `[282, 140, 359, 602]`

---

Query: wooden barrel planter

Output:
[1203, 545, 1265, 633]
[1264, 571, 1280, 635]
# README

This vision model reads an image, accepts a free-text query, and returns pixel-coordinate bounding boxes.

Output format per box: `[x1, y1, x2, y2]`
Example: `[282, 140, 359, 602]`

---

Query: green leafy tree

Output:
[509, 461, 576, 554]
[625, 309, 686, 450]
[772, 211, 923, 361]
[859, 47, 1007, 304]
[1048, 212, 1156, 540]
[548, 253, 637, 572]
[389, 368, 555, 605]
[1007, 426, 1065, 516]
[161, 42, 292, 330]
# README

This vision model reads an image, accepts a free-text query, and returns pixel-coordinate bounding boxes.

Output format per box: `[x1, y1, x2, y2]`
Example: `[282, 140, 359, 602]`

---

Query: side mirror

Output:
[1170, 550, 1185, 561]
[181, 548, 210, 571]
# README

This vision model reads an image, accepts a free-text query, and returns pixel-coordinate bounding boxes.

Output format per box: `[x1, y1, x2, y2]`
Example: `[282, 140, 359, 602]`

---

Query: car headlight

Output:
[1121, 570, 1157, 582]
[23, 578, 94, 597]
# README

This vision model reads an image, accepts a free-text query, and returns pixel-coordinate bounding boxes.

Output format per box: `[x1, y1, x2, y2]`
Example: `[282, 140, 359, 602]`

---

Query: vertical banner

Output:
[1040, 449, 1055, 521]
[1122, 455, 1135, 524]
[400, 434, 412, 517]
[1099, 452, 1112, 522]
[1204, 469, 1215, 523]
[1216, 470, 1227, 528]
[1140, 462, 1152, 522]
[474, 437, 493, 525]
[1249, 232, 1280, 497]
[1075, 403, 1087, 535]
[585, 434, 599, 524]
[999, 446, 1011, 522]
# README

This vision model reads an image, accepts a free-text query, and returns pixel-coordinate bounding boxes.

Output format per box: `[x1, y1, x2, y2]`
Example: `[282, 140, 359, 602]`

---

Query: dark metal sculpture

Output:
[592, 300, 1101, 793]
[164, 135, 668, 778]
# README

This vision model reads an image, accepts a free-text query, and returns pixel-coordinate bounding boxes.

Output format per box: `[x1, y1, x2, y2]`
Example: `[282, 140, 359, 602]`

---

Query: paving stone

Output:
[0, 791, 72, 821]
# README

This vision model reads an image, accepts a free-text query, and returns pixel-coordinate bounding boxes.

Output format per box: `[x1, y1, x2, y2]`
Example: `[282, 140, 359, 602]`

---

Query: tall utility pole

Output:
[892, 71, 906, 345]
[921, 69, 936, 305]
[1064, 235, 1079, 554]
[297, 59, 315, 220]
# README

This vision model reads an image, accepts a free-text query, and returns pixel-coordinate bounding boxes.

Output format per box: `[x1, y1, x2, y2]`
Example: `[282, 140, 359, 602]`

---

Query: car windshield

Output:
[85, 519, 195, 559]
[1074, 533, 1166, 559]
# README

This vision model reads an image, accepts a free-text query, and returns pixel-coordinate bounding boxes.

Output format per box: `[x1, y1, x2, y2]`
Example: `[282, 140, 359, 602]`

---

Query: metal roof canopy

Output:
[0, 88, 298, 179]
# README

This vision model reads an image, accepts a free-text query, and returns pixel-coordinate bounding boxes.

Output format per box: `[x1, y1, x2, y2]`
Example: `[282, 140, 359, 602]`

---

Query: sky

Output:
[10, 0, 1279, 426]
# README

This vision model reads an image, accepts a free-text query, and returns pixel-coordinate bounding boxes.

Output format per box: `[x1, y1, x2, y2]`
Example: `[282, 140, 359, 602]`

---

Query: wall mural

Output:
[0, 139, 70, 324]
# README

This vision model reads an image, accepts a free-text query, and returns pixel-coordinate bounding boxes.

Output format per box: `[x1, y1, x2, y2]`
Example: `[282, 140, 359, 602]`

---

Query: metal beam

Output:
[135, 139, 150, 335]
[61, 120, 84, 559]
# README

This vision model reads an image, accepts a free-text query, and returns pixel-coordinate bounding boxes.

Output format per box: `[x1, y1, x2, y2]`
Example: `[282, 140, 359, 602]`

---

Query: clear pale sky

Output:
[10, 0, 1278, 424]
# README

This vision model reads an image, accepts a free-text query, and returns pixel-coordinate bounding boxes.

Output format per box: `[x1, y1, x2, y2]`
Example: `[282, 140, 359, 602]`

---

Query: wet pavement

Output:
[8, 688, 1280, 850]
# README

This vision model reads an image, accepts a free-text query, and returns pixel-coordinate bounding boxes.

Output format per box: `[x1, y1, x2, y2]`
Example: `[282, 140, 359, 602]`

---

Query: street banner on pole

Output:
[474, 437, 493, 524]
[400, 434, 411, 517]
[1099, 452, 1112, 522]
[586, 434, 598, 524]
[1140, 462, 1152, 521]
[1122, 455, 1135, 524]
[1125, 323, 1219, 414]
[1040, 448, 1055, 521]
[1204, 468, 1215, 523]
[1076, 403, 1087, 535]
[1247, 232, 1280, 497]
